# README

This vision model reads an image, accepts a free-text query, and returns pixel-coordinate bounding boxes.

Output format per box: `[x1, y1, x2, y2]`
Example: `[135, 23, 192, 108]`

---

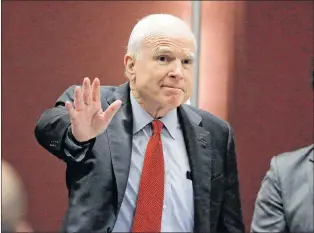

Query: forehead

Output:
[141, 35, 195, 57]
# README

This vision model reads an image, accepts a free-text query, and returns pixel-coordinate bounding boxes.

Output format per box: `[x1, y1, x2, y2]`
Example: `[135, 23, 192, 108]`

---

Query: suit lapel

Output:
[105, 82, 133, 213]
[178, 105, 212, 233]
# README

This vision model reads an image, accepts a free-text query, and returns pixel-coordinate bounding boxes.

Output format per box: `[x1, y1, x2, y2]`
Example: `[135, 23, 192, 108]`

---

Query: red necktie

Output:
[132, 120, 165, 232]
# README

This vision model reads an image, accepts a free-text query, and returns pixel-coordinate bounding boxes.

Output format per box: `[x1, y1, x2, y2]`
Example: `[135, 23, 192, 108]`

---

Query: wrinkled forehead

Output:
[141, 35, 196, 58]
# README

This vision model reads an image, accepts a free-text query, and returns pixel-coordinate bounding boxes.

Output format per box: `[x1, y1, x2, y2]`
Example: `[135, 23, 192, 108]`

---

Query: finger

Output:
[74, 86, 84, 110]
[92, 77, 100, 102]
[82, 77, 92, 105]
[101, 100, 122, 123]
[65, 101, 75, 118]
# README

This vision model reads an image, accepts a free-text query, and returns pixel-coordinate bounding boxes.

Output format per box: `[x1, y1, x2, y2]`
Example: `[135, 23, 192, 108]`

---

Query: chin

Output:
[164, 95, 183, 108]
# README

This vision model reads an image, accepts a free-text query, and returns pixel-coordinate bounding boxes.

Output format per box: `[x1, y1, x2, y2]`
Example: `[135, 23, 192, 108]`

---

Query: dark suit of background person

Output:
[251, 69, 314, 232]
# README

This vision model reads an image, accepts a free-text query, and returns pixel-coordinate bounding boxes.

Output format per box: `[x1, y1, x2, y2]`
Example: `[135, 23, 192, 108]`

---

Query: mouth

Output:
[162, 86, 183, 91]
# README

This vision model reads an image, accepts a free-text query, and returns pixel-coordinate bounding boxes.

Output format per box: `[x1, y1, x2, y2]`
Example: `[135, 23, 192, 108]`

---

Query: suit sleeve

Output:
[34, 85, 94, 163]
[251, 156, 287, 232]
[218, 124, 246, 233]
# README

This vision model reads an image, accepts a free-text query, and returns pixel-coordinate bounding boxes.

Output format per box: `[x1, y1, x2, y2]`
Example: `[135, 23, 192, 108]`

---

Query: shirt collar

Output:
[130, 91, 178, 139]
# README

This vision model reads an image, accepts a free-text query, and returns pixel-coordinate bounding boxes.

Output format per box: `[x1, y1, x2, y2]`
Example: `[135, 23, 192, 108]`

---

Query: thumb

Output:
[101, 100, 122, 124]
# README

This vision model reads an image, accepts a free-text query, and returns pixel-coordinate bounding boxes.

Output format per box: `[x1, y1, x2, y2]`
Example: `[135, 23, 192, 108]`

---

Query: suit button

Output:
[198, 137, 207, 148]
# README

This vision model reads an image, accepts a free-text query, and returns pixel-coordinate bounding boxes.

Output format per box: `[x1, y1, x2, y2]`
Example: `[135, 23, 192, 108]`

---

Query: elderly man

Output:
[35, 14, 245, 233]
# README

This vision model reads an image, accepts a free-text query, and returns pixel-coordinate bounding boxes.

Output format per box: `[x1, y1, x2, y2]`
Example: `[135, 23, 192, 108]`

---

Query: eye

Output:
[182, 58, 193, 65]
[157, 55, 171, 63]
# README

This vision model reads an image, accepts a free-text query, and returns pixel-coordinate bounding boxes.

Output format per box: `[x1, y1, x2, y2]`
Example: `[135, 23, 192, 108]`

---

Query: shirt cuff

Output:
[65, 126, 95, 148]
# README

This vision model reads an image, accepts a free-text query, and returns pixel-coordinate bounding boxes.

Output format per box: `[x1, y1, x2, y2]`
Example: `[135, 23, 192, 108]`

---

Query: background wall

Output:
[2, 1, 313, 231]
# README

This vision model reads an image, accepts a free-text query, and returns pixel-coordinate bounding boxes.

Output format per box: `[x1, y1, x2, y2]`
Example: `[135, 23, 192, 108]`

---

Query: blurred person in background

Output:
[34, 14, 245, 233]
[2, 160, 33, 232]
[251, 65, 314, 232]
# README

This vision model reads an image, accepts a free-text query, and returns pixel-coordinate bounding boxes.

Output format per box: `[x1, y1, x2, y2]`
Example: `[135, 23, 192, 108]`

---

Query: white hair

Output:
[127, 14, 197, 57]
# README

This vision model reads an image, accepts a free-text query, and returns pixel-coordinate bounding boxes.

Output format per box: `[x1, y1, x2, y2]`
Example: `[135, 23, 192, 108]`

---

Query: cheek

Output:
[143, 67, 164, 85]
[139, 75, 162, 96]
[184, 74, 193, 93]
[150, 71, 169, 91]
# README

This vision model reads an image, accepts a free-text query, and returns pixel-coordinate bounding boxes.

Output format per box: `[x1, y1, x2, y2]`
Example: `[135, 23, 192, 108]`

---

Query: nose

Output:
[168, 59, 183, 80]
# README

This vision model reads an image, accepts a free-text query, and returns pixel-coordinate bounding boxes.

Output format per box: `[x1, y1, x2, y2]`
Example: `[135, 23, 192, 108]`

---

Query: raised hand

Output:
[65, 77, 122, 142]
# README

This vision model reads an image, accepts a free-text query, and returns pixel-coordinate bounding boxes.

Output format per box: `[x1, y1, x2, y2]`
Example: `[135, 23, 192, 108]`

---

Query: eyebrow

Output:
[154, 47, 173, 54]
[188, 53, 195, 60]
[154, 47, 195, 59]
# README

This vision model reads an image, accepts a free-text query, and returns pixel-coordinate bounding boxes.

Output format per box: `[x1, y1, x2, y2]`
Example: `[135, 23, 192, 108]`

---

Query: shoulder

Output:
[60, 84, 118, 97]
[182, 104, 231, 134]
[274, 144, 313, 167]
[271, 144, 313, 177]
[99, 85, 119, 96]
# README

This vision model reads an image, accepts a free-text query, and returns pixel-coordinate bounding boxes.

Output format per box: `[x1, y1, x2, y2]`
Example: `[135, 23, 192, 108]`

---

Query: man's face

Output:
[126, 35, 195, 109]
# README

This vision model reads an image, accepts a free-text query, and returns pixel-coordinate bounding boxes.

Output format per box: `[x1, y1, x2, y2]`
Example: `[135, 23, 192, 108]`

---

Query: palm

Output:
[65, 78, 122, 142]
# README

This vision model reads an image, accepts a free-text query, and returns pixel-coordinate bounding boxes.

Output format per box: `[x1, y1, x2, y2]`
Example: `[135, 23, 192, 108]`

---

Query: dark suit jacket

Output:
[251, 144, 314, 232]
[34, 82, 245, 233]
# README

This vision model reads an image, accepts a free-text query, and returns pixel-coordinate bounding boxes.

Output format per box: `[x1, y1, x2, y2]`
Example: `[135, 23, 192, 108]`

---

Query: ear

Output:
[124, 53, 136, 81]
